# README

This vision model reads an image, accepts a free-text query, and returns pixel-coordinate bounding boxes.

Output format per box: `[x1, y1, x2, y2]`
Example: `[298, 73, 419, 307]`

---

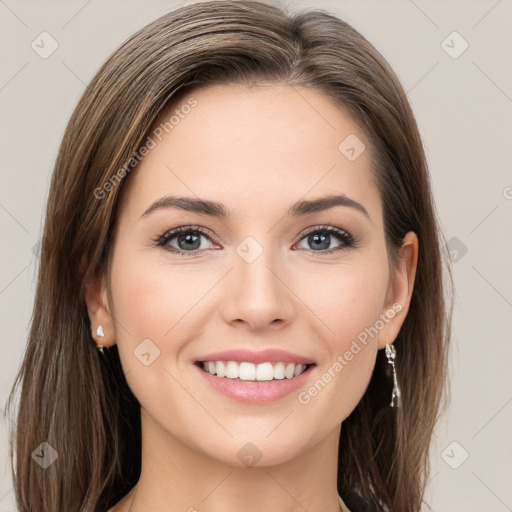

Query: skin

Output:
[86, 84, 418, 512]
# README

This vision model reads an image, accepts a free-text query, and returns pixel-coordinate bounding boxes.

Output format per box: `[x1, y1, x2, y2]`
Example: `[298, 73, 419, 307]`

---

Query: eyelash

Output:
[154, 224, 359, 257]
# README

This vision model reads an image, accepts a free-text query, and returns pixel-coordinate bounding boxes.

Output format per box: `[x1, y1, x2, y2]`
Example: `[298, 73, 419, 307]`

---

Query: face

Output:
[92, 84, 414, 468]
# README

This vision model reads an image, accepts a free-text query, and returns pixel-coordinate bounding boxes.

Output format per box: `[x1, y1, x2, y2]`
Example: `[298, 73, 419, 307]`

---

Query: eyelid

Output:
[294, 224, 358, 253]
[299, 224, 353, 240]
[155, 223, 359, 255]
[155, 225, 221, 249]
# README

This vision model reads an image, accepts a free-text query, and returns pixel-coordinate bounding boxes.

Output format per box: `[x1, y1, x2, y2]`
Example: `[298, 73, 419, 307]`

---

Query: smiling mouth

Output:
[195, 360, 315, 382]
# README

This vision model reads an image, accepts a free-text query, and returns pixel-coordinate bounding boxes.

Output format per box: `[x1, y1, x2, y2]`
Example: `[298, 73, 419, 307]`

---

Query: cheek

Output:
[297, 258, 388, 347]
[291, 260, 388, 416]
[108, 249, 205, 427]
[110, 246, 207, 339]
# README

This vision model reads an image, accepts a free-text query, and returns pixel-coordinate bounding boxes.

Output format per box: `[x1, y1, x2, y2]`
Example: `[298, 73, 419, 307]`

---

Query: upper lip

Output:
[194, 348, 315, 365]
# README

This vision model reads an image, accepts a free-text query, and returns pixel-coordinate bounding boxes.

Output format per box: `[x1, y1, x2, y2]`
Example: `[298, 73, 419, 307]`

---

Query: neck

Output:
[123, 407, 344, 512]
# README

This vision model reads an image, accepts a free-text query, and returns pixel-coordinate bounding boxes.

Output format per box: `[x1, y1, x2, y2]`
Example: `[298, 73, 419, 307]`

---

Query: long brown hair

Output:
[5, 1, 453, 510]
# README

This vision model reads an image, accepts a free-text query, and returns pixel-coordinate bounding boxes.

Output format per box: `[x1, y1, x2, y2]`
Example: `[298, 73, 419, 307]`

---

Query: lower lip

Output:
[193, 363, 316, 404]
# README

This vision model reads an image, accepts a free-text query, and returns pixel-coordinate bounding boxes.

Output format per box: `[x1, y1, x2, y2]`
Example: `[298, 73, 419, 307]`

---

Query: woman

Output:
[5, 1, 453, 510]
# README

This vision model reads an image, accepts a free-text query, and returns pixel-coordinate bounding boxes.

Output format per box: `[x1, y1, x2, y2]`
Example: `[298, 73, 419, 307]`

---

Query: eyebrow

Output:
[141, 193, 371, 222]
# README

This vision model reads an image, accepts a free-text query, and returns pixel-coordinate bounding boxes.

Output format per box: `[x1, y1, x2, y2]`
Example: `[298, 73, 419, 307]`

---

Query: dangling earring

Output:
[92, 325, 106, 353]
[385, 336, 401, 408]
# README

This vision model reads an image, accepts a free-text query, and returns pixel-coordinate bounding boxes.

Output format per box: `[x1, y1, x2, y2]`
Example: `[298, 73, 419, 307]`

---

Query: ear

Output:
[377, 231, 419, 349]
[84, 269, 116, 348]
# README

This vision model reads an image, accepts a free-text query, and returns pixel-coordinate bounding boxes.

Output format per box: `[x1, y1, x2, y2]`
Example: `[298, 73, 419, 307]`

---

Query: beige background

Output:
[1, 0, 511, 510]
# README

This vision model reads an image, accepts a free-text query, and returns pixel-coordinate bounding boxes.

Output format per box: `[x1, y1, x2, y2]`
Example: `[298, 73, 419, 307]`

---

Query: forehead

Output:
[120, 84, 380, 223]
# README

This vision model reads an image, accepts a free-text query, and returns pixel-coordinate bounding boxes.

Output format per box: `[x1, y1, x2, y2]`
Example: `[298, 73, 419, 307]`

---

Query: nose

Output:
[221, 248, 295, 331]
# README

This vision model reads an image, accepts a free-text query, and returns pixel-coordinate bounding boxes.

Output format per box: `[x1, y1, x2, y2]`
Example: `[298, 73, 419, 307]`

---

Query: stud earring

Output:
[385, 336, 401, 408]
[92, 325, 106, 354]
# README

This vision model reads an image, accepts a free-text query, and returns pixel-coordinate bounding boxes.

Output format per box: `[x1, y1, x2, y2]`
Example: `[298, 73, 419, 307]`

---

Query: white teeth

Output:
[225, 361, 239, 379]
[274, 362, 285, 379]
[256, 362, 273, 381]
[201, 360, 309, 381]
[216, 361, 226, 378]
[239, 362, 255, 381]
[284, 363, 295, 379]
